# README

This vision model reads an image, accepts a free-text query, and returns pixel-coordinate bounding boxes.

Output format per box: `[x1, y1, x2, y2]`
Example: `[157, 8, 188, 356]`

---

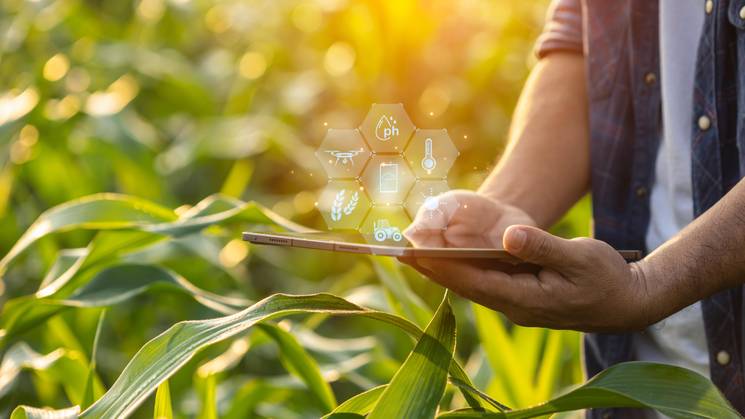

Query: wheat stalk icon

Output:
[331, 190, 359, 221]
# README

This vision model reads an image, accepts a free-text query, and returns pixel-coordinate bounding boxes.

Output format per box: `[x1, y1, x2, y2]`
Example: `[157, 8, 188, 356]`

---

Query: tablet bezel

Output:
[242, 231, 642, 262]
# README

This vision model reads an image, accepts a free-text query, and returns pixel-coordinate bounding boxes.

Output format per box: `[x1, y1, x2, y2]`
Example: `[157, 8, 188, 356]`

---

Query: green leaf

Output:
[79, 293, 481, 418]
[153, 380, 173, 419]
[322, 385, 387, 418]
[258, 323, 337, 412]
[437, 362, 740, 418]
[0, 193, 176, 274]
[41, 348, 105, 409]
[10, 406, 80, 419]
[198, 374, 218, 419]
[448, 377, 508, 412]
[368, 292, 456, 419]
[62, 264, 248, 312]
[472, 304, 529, 407]
[81, 310, 106, 409]
[370, 257, 432, 327]
[0, 193, 309, 276]
[0, 264, 249, 345]
[0, 343, 65, 398]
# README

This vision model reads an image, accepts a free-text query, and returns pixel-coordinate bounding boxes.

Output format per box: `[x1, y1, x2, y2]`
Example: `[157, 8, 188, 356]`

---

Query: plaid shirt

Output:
[537, 0, 745, 417]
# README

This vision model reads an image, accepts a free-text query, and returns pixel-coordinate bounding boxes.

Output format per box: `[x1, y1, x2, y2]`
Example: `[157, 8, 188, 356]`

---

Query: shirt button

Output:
[698, 115, 712, 131]
[717, 350, 731, 366]
[740, 5, 745, 20]
[644, 72, 657, 85]
[635, 186, 648, 197]
[705, 0, 714, 14]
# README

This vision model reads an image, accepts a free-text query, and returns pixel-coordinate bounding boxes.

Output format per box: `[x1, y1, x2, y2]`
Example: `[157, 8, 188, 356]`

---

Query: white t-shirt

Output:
[635, 0, 709, 378]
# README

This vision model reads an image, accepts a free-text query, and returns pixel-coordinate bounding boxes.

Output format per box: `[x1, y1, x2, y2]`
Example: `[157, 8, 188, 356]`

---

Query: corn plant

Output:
[0, 194, 739, 418]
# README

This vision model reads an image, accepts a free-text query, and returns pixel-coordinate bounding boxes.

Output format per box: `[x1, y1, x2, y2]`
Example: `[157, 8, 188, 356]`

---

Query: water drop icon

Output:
[375, 115, 398, 141]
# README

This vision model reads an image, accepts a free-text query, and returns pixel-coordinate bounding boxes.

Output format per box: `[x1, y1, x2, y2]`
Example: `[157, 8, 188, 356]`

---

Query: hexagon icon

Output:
[360, 154, 416, 205]
[404, 129, 459, 179]
[359, 103, 416, 153]
[404, 180, 460, 229]
[317, 180, 371, 230]
[360, 205, 411, 247]
[315, 129, 372, 178]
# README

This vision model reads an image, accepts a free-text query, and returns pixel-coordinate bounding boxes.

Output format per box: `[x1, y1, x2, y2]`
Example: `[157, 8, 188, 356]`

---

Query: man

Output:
[404, 0, 745, 417]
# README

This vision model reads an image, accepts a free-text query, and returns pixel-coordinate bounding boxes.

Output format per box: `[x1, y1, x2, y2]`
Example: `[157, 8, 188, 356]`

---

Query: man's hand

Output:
[402, 190, 663, 332]
[407, 224, 658, 332]
[404, 190, 536, 240]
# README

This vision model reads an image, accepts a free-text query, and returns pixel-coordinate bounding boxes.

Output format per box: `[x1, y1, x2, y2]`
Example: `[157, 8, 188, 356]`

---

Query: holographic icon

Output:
[373, 219, 403, 242]
[375, 115, 399, 142]
[421, 190, 445, 219]
[315, 129, 370, 178]
[360, 104, 415, 153]
[325, 149, 363, 166]
[361, 155, 414, 204]
[330, 189, 360, 222]
[316, 104, 460, 237]
[403, 180, 457, 225]
[421, 137, 437, 174]
[319, 180, 371, 230]
[405, 129, 459, 179]
[379, 163, 399, 193]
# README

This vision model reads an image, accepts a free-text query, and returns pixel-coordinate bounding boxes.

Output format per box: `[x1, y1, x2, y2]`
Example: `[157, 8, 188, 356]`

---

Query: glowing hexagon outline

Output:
[358, 103, 416, 154]
[315, 128, 372, 179]
[360, 154, 417, 206]
[316, 179, 372, 230]
[404, 128, 460, 179]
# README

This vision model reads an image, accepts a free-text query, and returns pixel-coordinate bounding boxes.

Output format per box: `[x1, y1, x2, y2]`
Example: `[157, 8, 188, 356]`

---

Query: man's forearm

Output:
[478, 52, 590, 229]
[639, 177, 745, 322]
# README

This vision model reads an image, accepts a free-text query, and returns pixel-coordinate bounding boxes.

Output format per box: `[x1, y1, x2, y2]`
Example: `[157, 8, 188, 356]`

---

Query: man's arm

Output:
[479, 52, 590, 229]
[638, 178, 745, 323]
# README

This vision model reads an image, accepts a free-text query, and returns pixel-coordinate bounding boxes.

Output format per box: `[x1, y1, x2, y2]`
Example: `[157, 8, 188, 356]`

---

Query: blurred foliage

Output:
[0, 0, 605, 417]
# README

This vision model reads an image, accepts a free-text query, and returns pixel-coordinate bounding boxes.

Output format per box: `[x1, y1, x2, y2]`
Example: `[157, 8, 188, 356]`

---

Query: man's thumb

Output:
[503, 225, 569, 266]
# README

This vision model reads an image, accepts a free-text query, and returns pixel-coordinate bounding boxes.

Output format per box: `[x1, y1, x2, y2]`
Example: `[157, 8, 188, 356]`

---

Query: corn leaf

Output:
[81, 310, 106, 410]
[0, 264, 249, 346]
[10, 406, 80, 419]
[0, 343, 64, 398]
[197, 374, 218, 419]
[78, 293, 481, 418]
[258, 323, 337, 412]
[367, 292, 456, 419]
[437, 362, 740, 418]
[369, 257, 432, 327]
[0, 193, 309, 276]
[0, 194, 176, 274]
[472, 304, 530, 407]
[323, 385, 387, 418]
[153, 380, 173, 419]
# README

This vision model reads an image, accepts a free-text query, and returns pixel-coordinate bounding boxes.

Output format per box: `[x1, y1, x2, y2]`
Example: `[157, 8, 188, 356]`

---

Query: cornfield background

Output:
[0, 1, 738, 418]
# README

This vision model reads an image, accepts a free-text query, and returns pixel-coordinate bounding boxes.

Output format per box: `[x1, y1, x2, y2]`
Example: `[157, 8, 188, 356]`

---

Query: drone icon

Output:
[325, 150, 363, 166]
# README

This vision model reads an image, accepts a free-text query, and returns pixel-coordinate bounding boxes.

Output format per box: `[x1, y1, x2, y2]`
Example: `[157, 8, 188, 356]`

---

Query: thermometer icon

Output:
[421, 137, 437, 174]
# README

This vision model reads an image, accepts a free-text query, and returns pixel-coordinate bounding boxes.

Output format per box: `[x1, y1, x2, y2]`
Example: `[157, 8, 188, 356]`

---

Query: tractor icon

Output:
[373, 219, 403, 242]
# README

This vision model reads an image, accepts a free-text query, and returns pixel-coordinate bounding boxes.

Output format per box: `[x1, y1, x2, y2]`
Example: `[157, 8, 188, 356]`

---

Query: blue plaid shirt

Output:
[537, 0, 745, 416]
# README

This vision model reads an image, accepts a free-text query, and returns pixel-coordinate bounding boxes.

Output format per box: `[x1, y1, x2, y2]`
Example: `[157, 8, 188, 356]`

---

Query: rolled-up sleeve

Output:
[534, 0, 584, 58]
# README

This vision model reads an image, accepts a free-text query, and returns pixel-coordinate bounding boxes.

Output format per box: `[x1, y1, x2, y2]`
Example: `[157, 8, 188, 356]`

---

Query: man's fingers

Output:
[503, 225, 574, 268]
[414, 258, 542, 309]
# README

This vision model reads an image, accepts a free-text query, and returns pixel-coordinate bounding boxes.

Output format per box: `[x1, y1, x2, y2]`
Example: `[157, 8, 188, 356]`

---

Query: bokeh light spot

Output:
[137, 0, 166, 21]
[43, 54, 70, 82]
[292, 2, 323, 33]
[219, 239, 249, 268]
[239, 52, 267, 80]
[324, 42, 356, 77]
[85, 74, 139, 116]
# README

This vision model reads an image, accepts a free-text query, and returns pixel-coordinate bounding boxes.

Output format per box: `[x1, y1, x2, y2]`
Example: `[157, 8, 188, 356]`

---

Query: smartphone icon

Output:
[379, 163, 399, 193]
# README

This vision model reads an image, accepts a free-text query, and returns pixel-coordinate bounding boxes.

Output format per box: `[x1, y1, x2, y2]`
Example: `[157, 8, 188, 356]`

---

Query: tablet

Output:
[242, 231, 642, 264]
